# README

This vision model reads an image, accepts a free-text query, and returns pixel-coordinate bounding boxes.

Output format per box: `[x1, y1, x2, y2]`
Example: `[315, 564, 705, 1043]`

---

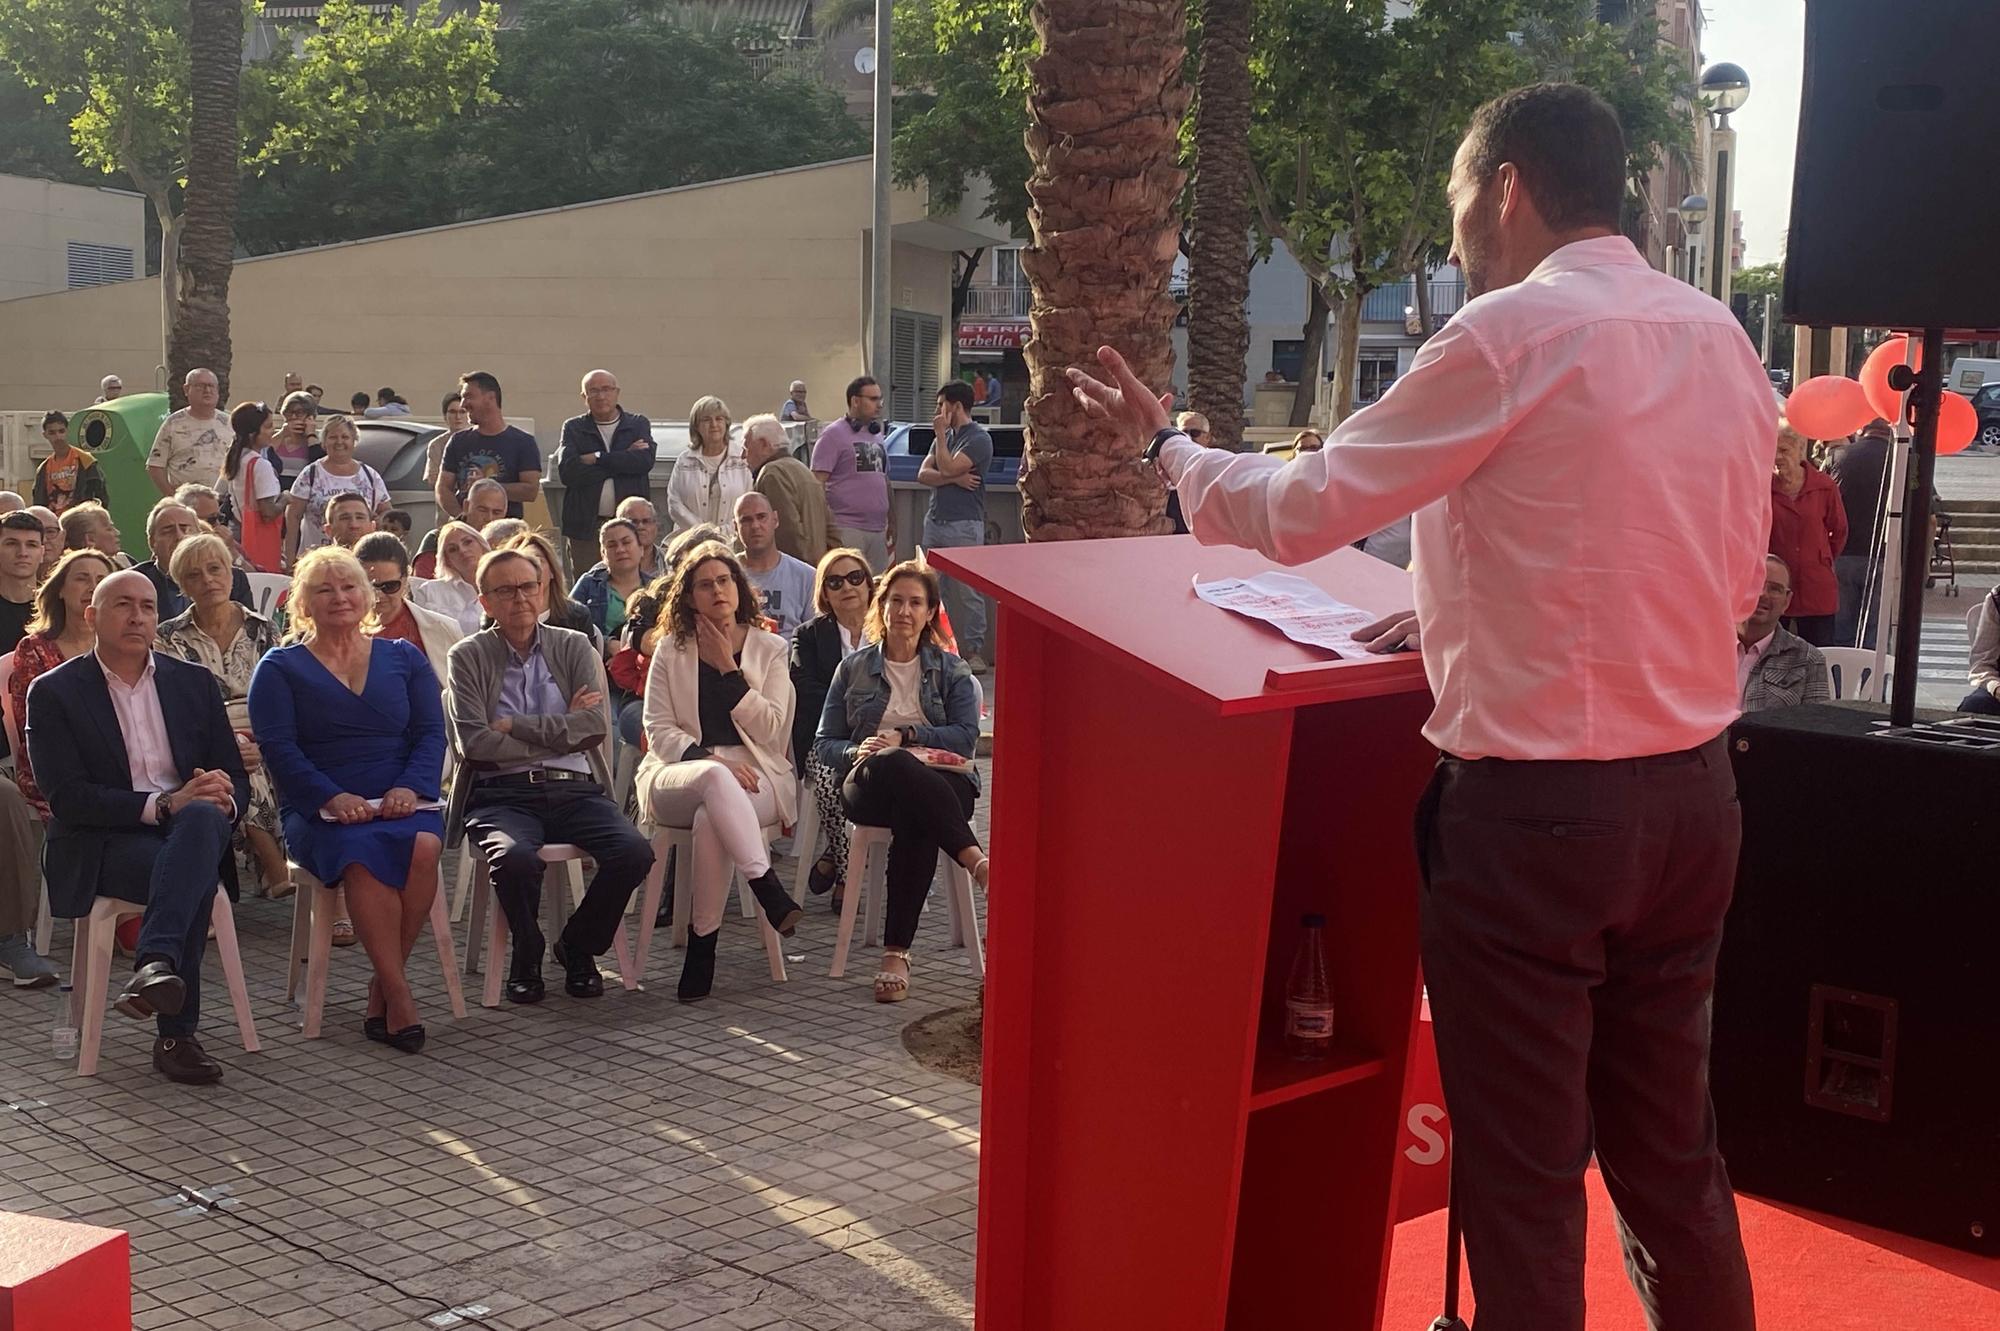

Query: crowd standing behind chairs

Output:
[0, 359, 1012, 1080]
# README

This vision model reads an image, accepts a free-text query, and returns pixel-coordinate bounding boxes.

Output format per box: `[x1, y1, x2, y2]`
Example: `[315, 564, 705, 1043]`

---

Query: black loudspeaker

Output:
[1713, 704, 1998, 1254]
[1783, 0, 2000, 334]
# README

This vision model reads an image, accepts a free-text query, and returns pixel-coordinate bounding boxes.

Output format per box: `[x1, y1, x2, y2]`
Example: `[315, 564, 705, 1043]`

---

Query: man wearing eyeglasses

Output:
[810, 376, 895, 573]
[445, 548, 652, 1005]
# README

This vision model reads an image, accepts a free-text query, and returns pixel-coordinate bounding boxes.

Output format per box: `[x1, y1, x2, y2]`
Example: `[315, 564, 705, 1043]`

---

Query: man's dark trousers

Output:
[107, 800, 231, 1038]
[464, 777, 653, 960]
[1415, 735, 1755, 1331]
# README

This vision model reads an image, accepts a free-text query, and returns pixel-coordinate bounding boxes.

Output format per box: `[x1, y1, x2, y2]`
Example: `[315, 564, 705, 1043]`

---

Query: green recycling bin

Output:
[69, 393, 169, 557]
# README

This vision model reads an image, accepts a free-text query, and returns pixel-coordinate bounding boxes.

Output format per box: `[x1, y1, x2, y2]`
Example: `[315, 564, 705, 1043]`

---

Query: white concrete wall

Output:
[0, 175, 145, 302]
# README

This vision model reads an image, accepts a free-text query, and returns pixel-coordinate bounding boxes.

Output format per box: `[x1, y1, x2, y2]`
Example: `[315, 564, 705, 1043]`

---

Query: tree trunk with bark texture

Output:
[1328, 288, 1364, 424]
[170, 0, 244, 408]
[1019, 0, 1189, 541]
[1185, 0, 1251, 453]
[1413, 269, 1434, 342]
[1288, 280, 1328, 428]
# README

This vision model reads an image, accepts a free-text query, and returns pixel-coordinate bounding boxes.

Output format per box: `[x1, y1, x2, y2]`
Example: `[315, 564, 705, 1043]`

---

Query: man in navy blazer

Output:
[27, 569, 250, 1084]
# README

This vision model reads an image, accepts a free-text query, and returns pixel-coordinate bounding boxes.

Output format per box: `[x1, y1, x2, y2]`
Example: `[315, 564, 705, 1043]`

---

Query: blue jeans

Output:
[922, 516, 987, 657]
[124, 801, 230, 1038]
[1834, 554, 1879, 648]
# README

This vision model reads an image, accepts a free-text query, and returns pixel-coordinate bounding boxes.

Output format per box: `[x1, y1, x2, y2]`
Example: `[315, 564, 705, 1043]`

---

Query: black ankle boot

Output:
[748, 870, 802, 937]
[678, 927, 718, 1003]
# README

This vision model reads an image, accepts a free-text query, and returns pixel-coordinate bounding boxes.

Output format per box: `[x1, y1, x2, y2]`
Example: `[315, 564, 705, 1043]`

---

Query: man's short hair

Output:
[99, 375, 121, 391]
[354, 530, 410, 574]
[481, 518, 528, 547]
[380, 509, 412, 535]
[323, 490, 369, 523]
[844, 375, 878, 408]
[61, 501, 112, 548]
[466, 477, 509, 506]
[1177, 411, 1210, 435]
[145, 498, 194, 540]
[789, 379, 807, 393]
[174, 483, 220, 509]
[0, 511, 44, 538]
[615, 495, 655, 519]
[741, 414, 786, 450]
[938, 380, 975, 411]
[350, 392, 371, 411]
[42, 410, 66, 430]
[1461, 83, 1627, 233]
[459, 370, 503, 407]
[475, 547, 537, 591]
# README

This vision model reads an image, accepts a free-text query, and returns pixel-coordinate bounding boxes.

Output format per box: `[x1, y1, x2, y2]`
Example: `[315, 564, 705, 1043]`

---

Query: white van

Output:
[1948, 357, 2000, 397]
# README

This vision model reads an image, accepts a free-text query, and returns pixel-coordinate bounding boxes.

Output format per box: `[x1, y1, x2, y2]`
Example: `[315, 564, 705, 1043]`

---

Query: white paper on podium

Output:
[1192, 571, 1376, 658]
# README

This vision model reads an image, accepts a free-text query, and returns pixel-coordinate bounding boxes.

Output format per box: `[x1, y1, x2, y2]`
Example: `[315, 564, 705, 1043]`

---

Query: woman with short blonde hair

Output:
[666, 396, 754, 541]
[248, 545, 448, 1051]
[411, 520, 488, 636]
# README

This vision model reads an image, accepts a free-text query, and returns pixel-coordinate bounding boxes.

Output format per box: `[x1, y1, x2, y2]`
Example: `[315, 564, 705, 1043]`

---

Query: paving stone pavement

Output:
[0, 797, 991, 1331]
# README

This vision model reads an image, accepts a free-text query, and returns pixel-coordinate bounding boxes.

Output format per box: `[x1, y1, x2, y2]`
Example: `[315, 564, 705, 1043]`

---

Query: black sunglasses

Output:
[825, 570, 872, 589]
[371, 579, 404, 595]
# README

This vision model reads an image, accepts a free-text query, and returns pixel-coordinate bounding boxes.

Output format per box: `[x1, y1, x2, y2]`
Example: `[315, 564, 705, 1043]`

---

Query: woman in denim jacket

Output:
[815, 560, 990, 1002]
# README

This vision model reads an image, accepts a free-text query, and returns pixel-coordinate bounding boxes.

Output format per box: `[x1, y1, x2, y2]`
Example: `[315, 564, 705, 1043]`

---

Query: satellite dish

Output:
[855, 46, 876, 74]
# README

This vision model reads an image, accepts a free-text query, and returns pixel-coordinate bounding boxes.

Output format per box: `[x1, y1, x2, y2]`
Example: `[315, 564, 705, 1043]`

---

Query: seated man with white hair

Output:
[0, 492, 24, 515]
[133, 497, 253, 620]
[462, 477, 511, 534]
[26, 568, 249, 1083]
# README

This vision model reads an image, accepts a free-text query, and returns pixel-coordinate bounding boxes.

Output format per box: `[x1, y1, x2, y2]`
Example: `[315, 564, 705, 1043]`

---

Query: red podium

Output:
[931, 536, 1439, 1331]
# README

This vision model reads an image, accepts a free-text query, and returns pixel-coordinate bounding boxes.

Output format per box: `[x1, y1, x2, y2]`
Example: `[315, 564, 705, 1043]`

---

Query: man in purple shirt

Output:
[810, 376, 895, 572]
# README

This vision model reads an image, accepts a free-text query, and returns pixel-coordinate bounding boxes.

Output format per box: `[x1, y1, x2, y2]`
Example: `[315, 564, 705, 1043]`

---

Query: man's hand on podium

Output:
[1066, 347, 1173, 449]
[1356, 609, 1421, 654]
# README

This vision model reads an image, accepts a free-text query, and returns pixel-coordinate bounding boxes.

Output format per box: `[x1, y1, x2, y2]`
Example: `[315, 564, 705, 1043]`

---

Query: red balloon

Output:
[1937, 390, 1976, 455]
[1860, 335, 1910, 423]
[1784, 375, 1876, 441]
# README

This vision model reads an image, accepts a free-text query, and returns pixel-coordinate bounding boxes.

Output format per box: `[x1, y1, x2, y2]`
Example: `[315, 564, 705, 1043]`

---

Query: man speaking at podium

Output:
[1071, 85, 1771, 1331]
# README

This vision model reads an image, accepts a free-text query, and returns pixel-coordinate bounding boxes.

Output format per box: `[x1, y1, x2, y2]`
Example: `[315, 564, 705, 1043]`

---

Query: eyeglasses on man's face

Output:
[485, 580, 542, 602]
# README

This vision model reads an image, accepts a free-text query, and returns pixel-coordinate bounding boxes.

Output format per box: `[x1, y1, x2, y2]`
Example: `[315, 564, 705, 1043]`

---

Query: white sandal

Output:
[874, 948, 911, 1004]
[971, 855, 990, 892]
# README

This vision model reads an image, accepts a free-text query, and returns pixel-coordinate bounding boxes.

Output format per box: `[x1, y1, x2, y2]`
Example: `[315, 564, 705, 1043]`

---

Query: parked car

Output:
[348, 417, 441, 491]
[1971, 383, 2000, 451]
[883, 421, 1025, 486]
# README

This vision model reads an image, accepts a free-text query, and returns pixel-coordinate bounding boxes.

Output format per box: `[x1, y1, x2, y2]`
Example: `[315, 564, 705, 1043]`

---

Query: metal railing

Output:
[963, 284, 1033, 318]
[1360, 278, 1467, 324]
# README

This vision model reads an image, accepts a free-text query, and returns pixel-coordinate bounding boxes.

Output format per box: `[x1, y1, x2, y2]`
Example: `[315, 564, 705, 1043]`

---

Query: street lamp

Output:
[1700, 62, 1750, 307]
[1676, 194, 1708, 288]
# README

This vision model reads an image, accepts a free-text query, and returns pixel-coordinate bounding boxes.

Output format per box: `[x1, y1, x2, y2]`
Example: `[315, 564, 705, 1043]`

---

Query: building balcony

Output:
[963, 284, 1033, 318]
[1361, 277, 1467, 325]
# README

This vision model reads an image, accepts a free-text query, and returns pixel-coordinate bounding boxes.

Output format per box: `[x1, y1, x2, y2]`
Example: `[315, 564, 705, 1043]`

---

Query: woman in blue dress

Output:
[249, 546, 447, 1052]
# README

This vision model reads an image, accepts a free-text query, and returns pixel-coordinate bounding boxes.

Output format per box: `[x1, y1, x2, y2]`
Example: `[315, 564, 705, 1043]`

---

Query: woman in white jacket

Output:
[666, 396, 755, 542]
[636, 539, 800, 1000]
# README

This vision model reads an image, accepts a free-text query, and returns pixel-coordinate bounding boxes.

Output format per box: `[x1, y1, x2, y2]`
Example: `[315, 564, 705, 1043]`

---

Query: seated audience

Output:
[325, 491, 379, 550]
[503, 530, 603, 653]
[248, 547, 446, 1050]
[636, 541, 801, 1001]
[221, 401, 285, 572]
[413, 521, 489, 636]
[380, 510, 413, 544]
[1740, 555, 1831, 711]
[358, 531, 460, 685]
[134, 498, 252, 620]
[617, 496, 668, 581]
[461, 478, 511, 534]
[1960, 586, 2000, 716]
[0, 766, 55, 985]
[446, 548, 652, 1004]
[9, 549, 117, 818]
[482, 518, 528, 548]
[157, 534, 292, 901]
[28, 569, 250, 1082]
[571, 517, 647, 642]
[23, 506, 62, 580]
[0, 510, 44, 652]
[791, 547, 874, 905]
[734, 492, 815, 643]
[814, 560, 989, 1002]
[61, 500, 130, 568]
[610, 523, 727, 752]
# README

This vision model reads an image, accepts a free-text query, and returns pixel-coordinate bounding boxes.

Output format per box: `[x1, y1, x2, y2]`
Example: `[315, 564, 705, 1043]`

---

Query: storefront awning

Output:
[958, 321, 1028, 351]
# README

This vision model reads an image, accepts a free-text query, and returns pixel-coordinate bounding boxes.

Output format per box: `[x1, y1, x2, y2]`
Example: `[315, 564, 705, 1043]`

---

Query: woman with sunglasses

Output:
[355, 531, 460, 686]
[790, 548, 874, 905]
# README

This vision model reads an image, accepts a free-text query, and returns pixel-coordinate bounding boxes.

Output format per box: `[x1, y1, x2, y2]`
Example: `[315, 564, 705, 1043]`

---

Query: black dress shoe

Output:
[551, 939, 604, 998]
[748, 871, 802, 937]
[807, 857, 839, 897]
[386, 1024, 426, 1054]
[116, 960, 186, 1020]
[152, 1035, 222, 1085]
[363, 1016, 389, 1043]
[678, 927, 718, 1003]
[505, 956, 545, 1005]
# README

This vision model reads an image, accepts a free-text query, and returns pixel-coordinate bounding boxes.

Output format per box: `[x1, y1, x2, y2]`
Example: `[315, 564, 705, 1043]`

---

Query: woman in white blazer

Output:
[356, 532, 460, 686]
[636, 540, 799, 1001]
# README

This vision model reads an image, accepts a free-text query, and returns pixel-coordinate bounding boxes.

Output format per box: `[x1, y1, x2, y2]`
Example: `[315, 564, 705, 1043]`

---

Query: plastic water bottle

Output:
[1285, 913, 1335, 1060]
[50, 984, 77, 1060]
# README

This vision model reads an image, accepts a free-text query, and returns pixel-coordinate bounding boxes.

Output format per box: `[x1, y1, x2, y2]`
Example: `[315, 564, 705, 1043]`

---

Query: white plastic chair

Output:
[243, 572, 291, 621]
[828, 826, 984, 981]
[788, 774, 821, 900]
[70, 889, 260, 1076]
[460, 843, 639, 1008]
[1821, 647, 1890, 702]
[285, 862, 467, 1038]
[633, 820, 790, 986]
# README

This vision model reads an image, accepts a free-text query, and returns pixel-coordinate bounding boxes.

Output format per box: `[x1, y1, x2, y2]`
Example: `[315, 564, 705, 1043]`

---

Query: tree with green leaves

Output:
[0, 0, 499, 401]
[1734, 261, 1792, 370]
[883, 0, 1034, 237]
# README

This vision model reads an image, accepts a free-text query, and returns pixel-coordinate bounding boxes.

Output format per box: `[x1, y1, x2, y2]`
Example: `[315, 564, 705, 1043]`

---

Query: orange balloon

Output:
[1936, 390, 1976, 455]
[1784, 375, 1876, 441]
[1860, 335, 1910, 423]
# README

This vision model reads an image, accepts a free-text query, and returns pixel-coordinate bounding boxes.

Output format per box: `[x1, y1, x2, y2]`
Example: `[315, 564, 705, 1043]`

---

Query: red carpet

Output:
[1383, 1169, 2000, 1329]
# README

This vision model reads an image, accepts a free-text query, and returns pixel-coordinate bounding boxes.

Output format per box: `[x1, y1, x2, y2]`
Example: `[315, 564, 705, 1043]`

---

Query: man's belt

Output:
[482, 767, 594, 787]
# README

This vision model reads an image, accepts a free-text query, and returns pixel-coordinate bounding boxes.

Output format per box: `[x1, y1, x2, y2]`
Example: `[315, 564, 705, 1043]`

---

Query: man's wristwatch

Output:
[1142, 425, 1184, 466]
[157, 790, 176, 825]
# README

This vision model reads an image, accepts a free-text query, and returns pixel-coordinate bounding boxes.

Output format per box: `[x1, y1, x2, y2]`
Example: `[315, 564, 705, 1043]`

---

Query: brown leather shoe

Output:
[115, 961, 186, 1020]
[151, 1035, 223, 1085]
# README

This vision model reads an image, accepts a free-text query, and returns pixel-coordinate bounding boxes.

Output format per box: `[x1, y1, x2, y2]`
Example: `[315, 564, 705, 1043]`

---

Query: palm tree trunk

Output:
[1185, 0, 1252, 453]
[1019, 0, 1189, 541]
[1328, 288, 1363, 424]
[170, 0, 244, 406]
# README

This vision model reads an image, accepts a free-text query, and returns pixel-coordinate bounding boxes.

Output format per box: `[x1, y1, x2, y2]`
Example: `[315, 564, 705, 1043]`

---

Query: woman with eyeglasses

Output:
[666, 396, 754, 542]
[355, 531, 460, 686]
[270, 391, 323, 491]
[790, 547, 874, 905]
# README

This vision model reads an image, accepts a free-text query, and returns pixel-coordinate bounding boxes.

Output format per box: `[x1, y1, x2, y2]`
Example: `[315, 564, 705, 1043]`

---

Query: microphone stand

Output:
[1887, 329, 1945, 728]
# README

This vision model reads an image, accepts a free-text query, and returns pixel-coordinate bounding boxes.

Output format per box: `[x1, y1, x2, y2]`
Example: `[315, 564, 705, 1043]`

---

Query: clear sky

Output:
[1701, 0, 1804, 268]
